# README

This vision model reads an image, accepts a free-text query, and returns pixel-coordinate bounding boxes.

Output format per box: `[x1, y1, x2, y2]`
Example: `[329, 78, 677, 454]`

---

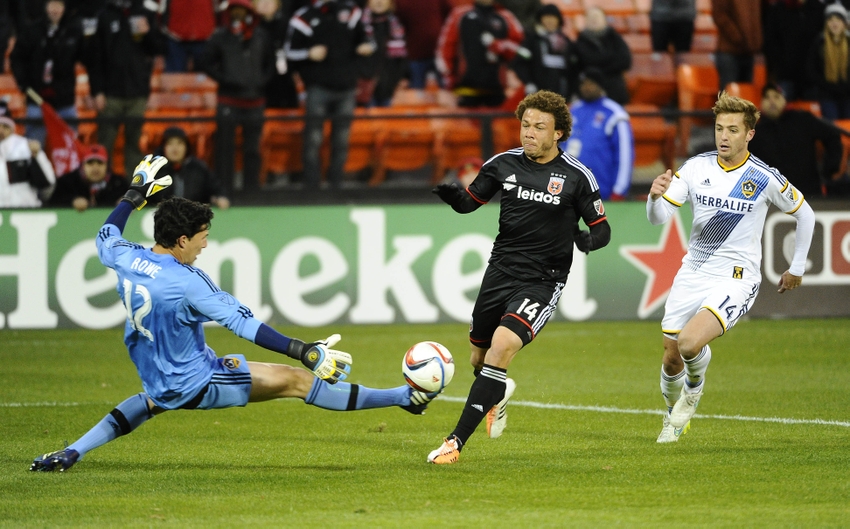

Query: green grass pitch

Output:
[2, 319, 849, 527]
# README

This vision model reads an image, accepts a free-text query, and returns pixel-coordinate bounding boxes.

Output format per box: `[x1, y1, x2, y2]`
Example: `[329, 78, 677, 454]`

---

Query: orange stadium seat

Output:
[585, 0, 636, 15]
[627, 103, 677, 168]
[259, 108, 305, 182]
[694, 13, 717, 34]
[156, 72, 218, 94]
[625, 12, 650, 33]
[626, 52, 677, 107]
[431, 109, 483, 183]
[370, 107, 436, 186]
[545, 0, 585, 16]
[342, 107, 381, 178]
[623, 33, 652, 53]
[676, 58, 718, 155]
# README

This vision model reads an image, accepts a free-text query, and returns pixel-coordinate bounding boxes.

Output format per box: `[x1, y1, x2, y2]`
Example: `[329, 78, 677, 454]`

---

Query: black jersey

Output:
[466, 147, 607, 281]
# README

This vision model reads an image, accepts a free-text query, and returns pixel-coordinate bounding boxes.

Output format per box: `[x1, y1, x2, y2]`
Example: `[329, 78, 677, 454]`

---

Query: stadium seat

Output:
[585, 0, 636, 15]
[696, 0, 712, 14]
[623, 33, 652, 54]
[694, 13, 717, 34]
[725, 82, 760, 104]
[676, 57, 718, 155]
[370, 106, 436, 186]
[341, 107, 381, 178]
[830, 119, 850, 181]
[390, 88, 441, 108]
[140, 92, 209, 156]
[546, 0, 585, 17]
[431, 108, 483, 183]
[259, 108, 305, 183]
[691, 33, 717, 52]
[627, 103, 677, 168]
[785, 100, 822, 118]
[156, 72, 218, 94]
[626, 52, 677, 107]
[633, 0, 650, 13]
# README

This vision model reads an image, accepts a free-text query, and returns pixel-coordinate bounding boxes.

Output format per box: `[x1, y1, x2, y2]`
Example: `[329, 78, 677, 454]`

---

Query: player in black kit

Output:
[428, 90, 611, 464]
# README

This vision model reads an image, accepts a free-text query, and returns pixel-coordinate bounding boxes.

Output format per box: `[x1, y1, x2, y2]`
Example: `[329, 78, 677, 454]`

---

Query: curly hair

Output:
[712, 90, 760, 130]
[153, 197, 214, 248]
[515, 90, 573, 138]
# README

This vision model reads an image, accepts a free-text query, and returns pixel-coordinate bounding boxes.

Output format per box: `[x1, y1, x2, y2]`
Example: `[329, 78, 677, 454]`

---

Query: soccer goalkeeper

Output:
[30, 155, 435, 472]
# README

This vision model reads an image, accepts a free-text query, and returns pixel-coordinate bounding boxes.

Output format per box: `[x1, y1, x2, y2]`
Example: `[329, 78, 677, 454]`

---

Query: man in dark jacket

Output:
[149, 126, 230, 209]
[511, 4, 577, 100]
[48, 143, 129, 211]
[749, 83, 842, 199]
[202, 0, 273, 195]
[285, 0, 375, 189]
[89, 0, 165, 179]
[10, 0, 89, 146]
[574, 6, 631, 105]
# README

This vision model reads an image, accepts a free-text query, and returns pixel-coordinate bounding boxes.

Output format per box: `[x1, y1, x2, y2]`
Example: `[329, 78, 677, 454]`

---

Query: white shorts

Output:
[661, 268, 760, 338]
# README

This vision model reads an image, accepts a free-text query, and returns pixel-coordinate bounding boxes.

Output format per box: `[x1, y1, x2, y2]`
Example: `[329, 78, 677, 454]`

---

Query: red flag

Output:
[42, 101, 87, 175]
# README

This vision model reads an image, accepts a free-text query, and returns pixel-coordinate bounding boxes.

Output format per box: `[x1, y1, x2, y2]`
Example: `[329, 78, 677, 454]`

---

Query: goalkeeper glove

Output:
[287, 334, 352, 384]
[122, 154, 173, 210]
[574, 229, 593, 254]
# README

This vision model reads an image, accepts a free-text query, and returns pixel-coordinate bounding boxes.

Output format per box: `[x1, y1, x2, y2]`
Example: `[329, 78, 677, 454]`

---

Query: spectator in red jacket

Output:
[48, 144, 129, 211]
[158, 0, 219, 72]
[436, 0, 526, 108]
[394, 0, 452, 89]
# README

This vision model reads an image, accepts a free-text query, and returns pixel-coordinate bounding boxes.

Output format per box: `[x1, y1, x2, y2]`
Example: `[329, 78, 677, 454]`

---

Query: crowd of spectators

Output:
[1, 0, 850, 208]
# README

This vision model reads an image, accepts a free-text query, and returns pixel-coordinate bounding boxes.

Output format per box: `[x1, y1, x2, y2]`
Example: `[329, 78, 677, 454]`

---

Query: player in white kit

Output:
[646, 92, 816, 443]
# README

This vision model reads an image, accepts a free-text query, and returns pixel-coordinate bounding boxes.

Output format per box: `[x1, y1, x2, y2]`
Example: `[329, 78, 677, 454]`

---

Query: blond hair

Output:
[824, 31, 849, 83]
[712, 91, 760, 130]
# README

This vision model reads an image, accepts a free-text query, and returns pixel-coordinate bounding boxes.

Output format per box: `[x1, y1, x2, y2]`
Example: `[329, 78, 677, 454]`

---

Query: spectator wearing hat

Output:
[202, 0, 273, 195]
[146, 126, 230, 209]
[89, 0, 166, 179]
[511, 4, 578, 100]
[48, 144, 129, 211]
[806, 2, 850, 121]
[560, 68, 634, 200]
[0, 100, 56, 208]
[10, 0, 89, 147]
[574, 7, 632, 105]
[749, 83, 843, 199]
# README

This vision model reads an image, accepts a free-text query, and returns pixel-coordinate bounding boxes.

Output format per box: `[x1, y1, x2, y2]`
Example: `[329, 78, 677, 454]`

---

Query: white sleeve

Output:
[35, 150, 56, 185]
[646, 195, 676, 225]
[788, 201, 815, 276]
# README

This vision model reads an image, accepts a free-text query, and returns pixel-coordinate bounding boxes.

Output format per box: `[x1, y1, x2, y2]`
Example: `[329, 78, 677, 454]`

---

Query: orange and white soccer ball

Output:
[402, 341, 455, 393]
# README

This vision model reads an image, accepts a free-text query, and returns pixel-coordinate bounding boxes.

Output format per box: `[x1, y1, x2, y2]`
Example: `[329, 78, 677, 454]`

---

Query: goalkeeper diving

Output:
[30, 155, 436, 472]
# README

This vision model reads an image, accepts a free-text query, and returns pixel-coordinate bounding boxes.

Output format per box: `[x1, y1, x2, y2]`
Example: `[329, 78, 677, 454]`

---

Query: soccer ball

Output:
[402, 341, 455, 393]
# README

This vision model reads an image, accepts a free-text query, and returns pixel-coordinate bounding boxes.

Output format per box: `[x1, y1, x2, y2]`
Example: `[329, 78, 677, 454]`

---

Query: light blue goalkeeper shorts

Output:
[186, 354, 252, 410]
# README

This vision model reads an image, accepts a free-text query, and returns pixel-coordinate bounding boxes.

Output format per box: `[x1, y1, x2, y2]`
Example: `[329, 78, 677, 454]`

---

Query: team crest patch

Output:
[785, 187, 797, 202]
[548, 176, 565, 195]
[741, 180, 757, 198]
[593, 199, 605, 215]
[223, 357, 241, 370]
[733, 266, 744, 279]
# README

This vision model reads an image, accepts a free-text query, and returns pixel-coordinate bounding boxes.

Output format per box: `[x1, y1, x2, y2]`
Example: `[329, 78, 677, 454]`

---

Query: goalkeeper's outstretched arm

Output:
[102, 155, 174, 234]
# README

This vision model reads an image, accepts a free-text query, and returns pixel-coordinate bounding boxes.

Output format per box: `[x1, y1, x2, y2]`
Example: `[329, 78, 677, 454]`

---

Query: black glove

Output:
[432, 183, 463, 208]
[574, 230, 593, 254]
[122, 155, 173, 210]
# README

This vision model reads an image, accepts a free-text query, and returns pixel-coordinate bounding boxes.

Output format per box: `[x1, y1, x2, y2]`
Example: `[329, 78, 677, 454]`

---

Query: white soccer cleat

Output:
[657, 413, 690, 443]
[669, 388, 702, 428]
[427, 436, 460, 464]
[486, 378, 516, 439]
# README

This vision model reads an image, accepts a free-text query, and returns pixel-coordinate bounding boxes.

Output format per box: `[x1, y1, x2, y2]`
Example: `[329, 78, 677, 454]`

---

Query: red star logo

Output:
[619, 213, 689, 318]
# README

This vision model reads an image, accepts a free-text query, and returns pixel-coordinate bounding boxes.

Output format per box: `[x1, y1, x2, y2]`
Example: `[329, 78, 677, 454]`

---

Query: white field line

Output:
[5, 398, 850, 428]
[438, 396, 850, 428]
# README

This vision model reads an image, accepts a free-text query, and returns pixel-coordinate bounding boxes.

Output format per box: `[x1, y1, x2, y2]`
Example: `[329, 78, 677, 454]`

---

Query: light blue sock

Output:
[68, 393, 153, 459]
[305, 379, 411, 411]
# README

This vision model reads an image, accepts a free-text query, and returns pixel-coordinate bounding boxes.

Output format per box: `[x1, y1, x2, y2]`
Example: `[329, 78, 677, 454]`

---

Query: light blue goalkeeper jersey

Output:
[96, 223, 261, 409]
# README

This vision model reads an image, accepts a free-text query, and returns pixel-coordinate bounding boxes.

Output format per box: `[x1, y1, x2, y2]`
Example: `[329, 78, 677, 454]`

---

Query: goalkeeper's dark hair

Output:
[515, 90, 572, 139]
[153, 197, 214, 248]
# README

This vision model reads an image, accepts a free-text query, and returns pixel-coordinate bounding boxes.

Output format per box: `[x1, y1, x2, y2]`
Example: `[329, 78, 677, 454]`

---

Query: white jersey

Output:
[661, 151, 804, 280]
[0, 134, 56, 208]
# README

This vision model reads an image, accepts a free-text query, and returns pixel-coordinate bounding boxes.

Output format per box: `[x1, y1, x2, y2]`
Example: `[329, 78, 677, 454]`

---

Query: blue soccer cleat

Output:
[30, 449, 80, 472]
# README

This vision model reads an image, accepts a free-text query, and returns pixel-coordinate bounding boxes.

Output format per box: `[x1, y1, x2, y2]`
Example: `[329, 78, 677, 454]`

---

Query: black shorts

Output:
[650, 20, 695, 52]
[469, 265, 565, 349]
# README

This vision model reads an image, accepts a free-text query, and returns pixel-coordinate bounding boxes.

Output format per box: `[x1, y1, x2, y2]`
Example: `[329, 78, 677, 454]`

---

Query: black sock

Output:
[450, 364, 506, 448]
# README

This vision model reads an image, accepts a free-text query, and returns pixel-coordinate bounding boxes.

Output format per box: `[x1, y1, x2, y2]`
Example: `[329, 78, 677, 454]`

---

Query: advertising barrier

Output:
[1, 201, 848, 329]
